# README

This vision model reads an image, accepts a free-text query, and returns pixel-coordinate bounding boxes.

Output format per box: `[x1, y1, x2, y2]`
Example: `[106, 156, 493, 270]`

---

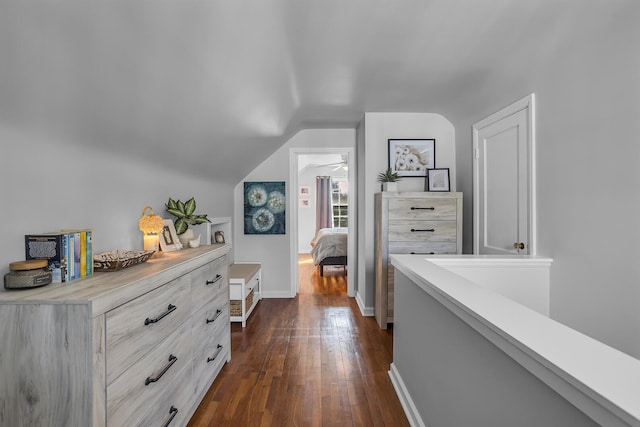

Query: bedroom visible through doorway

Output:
[290, 149, 355, 298]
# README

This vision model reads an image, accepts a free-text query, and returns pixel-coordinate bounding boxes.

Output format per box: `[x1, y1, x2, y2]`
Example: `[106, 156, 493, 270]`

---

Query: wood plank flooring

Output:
[187, 254, 409, 426]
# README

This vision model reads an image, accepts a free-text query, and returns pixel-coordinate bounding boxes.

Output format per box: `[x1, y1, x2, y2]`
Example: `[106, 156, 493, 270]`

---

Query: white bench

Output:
[229, 262, 261, 327]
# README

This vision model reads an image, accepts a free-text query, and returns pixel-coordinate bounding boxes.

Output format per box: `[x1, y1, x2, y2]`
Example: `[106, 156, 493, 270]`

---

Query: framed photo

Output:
[214, 230, 225, 244]
[159, 219, 183, 252]
[299, 199, 310, 208]
[426, 168, 451, 192]
[299, 186, 310, 198]
[388, 139, 435, 177]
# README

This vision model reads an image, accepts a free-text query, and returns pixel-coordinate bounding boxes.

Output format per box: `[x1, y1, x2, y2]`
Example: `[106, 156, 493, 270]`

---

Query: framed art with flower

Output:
[244, 181, 286, 234]
[388, 139, 435, 177]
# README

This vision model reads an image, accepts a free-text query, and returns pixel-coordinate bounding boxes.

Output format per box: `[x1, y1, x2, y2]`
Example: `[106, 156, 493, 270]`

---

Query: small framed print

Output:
[159, 219, 183, 252]
[426, 168, 450, 192]
[299, 186, 310, 198]
[214, 230, 226, 244]
[299, 199, 310, 208]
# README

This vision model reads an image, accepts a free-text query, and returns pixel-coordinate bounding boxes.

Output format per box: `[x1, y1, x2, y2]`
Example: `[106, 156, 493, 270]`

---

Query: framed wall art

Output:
[299, 186, 310, 198]
[426, 168, 450, 192]
[244, 181, 286, 234]
[159, 219, 183, 252]
[388, 138, 435, 177]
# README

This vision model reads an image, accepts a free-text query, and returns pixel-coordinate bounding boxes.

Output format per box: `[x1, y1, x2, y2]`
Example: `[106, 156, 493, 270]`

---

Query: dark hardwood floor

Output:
[187, 254, 409, 426]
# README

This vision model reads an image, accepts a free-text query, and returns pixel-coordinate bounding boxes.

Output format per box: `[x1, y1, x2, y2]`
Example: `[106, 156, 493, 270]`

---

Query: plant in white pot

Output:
[166, 197, 210, 247]
[377, 168, 402, 191]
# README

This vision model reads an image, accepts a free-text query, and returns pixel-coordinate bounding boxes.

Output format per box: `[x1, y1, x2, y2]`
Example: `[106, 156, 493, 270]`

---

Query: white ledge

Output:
[390, 254, 640, 427]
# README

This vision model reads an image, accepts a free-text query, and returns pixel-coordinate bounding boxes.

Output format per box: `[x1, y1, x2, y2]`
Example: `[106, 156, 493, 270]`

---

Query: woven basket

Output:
[230, 289, 254, 316]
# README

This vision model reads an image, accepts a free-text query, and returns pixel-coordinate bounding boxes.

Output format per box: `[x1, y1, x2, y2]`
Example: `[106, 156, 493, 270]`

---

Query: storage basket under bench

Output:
[229, 262, 262, 327]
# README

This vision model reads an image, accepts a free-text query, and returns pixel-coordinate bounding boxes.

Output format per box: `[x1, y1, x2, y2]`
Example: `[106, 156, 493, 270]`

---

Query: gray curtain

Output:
[316, 176, 332, 232]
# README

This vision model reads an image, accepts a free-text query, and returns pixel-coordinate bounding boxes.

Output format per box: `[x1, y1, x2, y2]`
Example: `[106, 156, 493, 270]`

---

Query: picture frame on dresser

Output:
[426, 168, 450, 192]
[214, 230, 225, 244]
[388, 138, 435, 177]
[160, 219, 183, 252]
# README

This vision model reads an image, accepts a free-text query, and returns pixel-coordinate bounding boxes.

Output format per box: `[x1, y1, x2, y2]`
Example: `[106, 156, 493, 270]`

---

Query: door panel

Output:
[473, 94, 534, 255]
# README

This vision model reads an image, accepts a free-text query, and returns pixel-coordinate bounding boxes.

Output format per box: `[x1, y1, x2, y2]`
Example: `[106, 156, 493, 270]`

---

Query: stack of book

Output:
[25, 230, 93, 283]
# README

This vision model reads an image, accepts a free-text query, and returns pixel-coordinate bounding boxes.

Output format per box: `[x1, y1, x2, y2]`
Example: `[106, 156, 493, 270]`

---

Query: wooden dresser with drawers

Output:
[0, 245, 230, 427]
[375, 192, 462, 329]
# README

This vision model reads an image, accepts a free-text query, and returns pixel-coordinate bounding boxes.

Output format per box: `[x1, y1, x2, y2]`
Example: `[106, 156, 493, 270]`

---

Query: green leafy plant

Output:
[166, 197, 210, 235]
[377, 168, 402, 183]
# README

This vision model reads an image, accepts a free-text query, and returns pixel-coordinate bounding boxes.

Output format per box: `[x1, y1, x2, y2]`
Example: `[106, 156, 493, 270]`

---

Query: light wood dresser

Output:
[0, 245, 230, 427]
[375, 192, 462, 329]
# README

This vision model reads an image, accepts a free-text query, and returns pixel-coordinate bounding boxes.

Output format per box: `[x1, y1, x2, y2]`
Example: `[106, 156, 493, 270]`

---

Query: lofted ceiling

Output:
[0, 0, 624, 184]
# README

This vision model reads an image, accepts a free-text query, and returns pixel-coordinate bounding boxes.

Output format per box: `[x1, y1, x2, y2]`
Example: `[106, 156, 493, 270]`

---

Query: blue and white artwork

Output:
[244, 181, 286, 234]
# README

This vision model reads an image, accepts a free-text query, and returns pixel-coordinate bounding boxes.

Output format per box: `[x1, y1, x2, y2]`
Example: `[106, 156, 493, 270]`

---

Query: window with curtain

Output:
[331, 177, 348, 227]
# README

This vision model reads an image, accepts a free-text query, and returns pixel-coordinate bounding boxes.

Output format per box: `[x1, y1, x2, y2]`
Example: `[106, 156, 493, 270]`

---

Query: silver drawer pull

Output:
[410, 252, 435, 255]
[162, 406, 179, 427]
[410, 228, 435, 232]
[144, 304, 176, 325]
[206, 274, 223, 285]
[145, 354, 177, 385]
[410, 206, 435, 210]
[206, 309, 223, 324]
[207, 344, 223, 363]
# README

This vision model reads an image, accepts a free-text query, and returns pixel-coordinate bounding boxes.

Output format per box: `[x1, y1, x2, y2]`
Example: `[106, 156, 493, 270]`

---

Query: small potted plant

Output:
[166, 197, 210, 247]
[377, 168, 402, 191]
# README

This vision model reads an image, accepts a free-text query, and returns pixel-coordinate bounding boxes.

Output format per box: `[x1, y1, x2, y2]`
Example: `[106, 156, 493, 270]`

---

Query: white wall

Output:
[452, 6, 640, 358]
[233, 128, 355, 298]
[356, 113, 456, 310]
[0, 125, 234, 277]
[297, 164, 347, 253]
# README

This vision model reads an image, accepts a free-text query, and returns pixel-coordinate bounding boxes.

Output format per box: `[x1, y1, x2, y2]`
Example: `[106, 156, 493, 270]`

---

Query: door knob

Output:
[513, 242, 525, 250]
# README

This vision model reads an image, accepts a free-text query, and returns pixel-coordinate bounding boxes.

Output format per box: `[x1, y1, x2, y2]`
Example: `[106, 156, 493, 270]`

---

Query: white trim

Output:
[261, 290, 296, 299]
[389, 363, 427, 427]
[473, 93, 536, 255]
[290, 147, 356, 298]
[355, 291, 374, 317]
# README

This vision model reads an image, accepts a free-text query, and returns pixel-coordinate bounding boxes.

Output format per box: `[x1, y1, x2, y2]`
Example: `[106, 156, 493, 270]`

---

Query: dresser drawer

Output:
[389, 198, 457, 220]
[192, 305, 229, 398]
[107, 320, 192, 426]
[191, 256, 228, 314]
[388, 241, 458, 254]
[131, 363, 193, 427]
[106, 275, 191, 384]
[388, 220, 457, 242]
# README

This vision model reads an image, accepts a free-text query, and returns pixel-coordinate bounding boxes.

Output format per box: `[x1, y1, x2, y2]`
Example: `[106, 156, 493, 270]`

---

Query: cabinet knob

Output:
[513, 242, 525, 250]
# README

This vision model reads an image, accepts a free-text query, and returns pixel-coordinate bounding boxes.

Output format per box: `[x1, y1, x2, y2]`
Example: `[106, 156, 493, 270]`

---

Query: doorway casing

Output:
[289, 147, 356, 297]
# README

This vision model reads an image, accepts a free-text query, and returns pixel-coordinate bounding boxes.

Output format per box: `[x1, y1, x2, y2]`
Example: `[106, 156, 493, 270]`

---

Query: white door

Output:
[473, 94, 536, 255]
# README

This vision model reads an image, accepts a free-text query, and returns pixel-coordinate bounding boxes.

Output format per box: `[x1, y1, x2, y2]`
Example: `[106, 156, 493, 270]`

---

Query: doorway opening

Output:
[289, 148, 355, 298]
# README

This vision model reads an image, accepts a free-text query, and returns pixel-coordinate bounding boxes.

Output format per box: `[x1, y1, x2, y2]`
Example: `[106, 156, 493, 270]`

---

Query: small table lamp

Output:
[139, 206, 164, 252]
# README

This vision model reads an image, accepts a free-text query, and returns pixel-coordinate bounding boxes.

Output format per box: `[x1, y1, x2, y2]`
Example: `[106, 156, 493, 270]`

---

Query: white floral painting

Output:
[388, 139, 435, 177]
[244, 181, 286, 234]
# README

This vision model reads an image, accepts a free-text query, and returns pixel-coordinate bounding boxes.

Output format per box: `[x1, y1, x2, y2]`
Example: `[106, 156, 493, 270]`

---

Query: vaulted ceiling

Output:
[0, 0, 623, 183]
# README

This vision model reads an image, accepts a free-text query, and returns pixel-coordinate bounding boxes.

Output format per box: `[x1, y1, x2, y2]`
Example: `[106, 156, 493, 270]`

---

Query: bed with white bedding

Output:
[310, 227, 347, 276]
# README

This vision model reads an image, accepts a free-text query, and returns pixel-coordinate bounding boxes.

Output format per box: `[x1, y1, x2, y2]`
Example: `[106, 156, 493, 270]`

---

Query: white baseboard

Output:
[261, 291, 296, 298]
[355, 291, 374, 317]
[389, 363, 426, 427]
